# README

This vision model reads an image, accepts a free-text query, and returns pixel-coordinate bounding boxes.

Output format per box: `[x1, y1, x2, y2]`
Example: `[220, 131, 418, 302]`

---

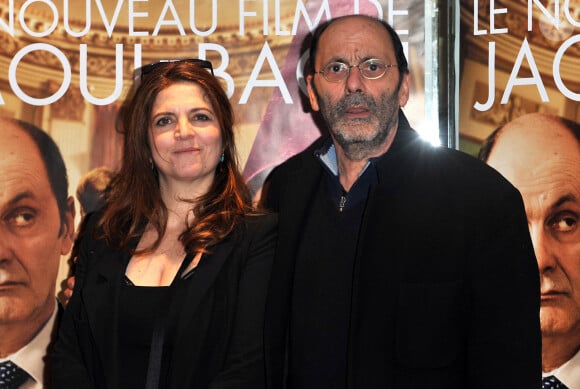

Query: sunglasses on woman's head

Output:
[134, 58, 214, 81]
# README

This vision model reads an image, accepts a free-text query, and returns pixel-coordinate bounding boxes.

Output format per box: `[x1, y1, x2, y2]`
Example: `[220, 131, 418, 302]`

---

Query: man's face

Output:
[306, 16, 410, 160]
[486, 115, 580, 343]
[0, 123, 74, 332]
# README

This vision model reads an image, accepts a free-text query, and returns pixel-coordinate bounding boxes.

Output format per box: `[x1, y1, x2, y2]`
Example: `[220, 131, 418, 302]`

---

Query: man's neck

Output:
[542, 335, 580, 372]
[336, 156, 369, 192]
[334, 126, 398, 192]
[0, 302, 55, 358]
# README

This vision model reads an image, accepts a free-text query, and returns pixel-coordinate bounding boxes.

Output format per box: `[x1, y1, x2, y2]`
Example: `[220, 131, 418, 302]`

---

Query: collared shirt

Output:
[543, 349, 580, 389]
[0, 306, 57, 389]
[315, 140, 379, 212]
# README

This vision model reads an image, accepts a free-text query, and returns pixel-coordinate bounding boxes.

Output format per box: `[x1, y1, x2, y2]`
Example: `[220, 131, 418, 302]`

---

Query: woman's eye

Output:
[155, 117, 172, 126]
[193, 113, 210, 121]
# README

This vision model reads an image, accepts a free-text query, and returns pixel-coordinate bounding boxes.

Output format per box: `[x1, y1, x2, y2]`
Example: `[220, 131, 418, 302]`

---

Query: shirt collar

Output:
[0, 305, 57, 388]
[542, 348, 580, 388]
[315, 140, 372, 178]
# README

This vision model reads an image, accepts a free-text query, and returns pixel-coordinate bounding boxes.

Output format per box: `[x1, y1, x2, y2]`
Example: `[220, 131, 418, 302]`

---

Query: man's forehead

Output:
[323, 15, 385, 33]
[1, 168, 52, 205]
[0, 127, 50, 201]
[317, 17, 393, 58]
[489, 121, 580, 206]
[497, 120, 578, 159]
[1, 128, 42, 164]
[3, 121, 32, 143]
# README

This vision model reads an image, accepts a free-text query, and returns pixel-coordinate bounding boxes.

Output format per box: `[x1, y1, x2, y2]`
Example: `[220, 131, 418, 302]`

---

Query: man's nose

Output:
[0, 231, 13, 264]
[345, 65, 365, 94]
[530, 225, 558, 273]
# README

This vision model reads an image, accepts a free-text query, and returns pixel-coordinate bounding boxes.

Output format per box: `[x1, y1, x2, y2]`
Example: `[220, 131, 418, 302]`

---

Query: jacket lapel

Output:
[81, 242, 132, 388]
[165, 235, 237, 385]
[264, 146, 323, 387]
[175, 236, 235, 317]
[279, 152, 322, 250]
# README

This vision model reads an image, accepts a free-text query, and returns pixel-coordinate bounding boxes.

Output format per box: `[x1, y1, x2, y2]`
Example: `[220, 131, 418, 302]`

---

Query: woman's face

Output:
[149, 81, 223, 193]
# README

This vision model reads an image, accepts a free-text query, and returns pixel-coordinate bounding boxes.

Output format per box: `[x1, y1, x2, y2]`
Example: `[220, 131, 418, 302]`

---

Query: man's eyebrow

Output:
[552, 194, 578, 209]
[325, 56, 375, 64]
[0, 191, 36, 217]
[6, 191, 37, 207]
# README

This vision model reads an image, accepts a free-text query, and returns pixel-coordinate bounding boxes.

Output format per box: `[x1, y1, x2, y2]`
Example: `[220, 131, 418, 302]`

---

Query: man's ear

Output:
[306, 74, 320, 112]
[398, 72, 411, 108]
[60, 196, 76, 256]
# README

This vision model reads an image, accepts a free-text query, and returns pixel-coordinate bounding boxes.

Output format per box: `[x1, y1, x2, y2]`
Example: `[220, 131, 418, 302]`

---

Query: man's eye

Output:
[327, 63, 346, 73]
[7, 209, 36, 228]
[362, 61, 386, 74]
[550, 213, 577, 233]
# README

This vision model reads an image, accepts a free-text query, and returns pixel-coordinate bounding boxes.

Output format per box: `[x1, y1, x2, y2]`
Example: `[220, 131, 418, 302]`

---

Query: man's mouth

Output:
[540, 290, 567, 301]
[0, 280, 24, 289]
[345, 105, 370, 117]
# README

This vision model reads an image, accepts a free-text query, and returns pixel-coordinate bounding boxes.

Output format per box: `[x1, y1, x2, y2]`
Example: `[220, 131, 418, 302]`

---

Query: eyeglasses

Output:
[315, 59, 396, 83]
[134, 58, 214, 81]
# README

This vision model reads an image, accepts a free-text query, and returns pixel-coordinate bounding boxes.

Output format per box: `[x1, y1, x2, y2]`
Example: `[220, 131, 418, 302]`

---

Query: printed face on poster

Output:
[0, 0, 428, 292]
[460, 0, 580, 375]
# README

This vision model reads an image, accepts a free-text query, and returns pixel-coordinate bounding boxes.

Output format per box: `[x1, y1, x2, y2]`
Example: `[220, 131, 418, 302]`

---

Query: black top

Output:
[118, 279, 170, 388]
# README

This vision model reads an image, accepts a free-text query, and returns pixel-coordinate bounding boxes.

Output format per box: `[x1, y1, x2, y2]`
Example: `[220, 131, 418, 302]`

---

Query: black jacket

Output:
[263, 110, 541, 388]
[52, 212, 277, 389]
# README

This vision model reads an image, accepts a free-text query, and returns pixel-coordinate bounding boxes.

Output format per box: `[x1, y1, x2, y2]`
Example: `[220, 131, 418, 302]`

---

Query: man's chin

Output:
[0, 294, 46, 324]
[540, 305, 579, 336]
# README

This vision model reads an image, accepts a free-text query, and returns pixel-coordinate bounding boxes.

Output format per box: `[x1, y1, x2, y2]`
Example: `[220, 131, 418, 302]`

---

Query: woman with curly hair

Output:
[53, 59, 276, 389]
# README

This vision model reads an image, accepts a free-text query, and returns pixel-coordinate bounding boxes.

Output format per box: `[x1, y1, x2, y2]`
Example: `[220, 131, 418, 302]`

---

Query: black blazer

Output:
[263, 110, 541, 388]
[52, 212, 277, 389]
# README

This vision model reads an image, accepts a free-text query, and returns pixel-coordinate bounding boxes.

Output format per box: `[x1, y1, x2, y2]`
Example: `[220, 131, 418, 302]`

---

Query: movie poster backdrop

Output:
[460, 1, 580, 379]
[458, 0, 579, 154]
[0, 0, 430, 293]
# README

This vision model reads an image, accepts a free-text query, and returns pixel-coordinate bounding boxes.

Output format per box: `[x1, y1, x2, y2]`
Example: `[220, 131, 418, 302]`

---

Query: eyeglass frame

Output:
[314, 58, 397, 83]
[133, 58, 214, 81]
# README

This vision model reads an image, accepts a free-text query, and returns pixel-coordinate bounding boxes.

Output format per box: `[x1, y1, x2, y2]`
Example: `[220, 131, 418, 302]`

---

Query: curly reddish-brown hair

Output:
[99, 60, 253, 254]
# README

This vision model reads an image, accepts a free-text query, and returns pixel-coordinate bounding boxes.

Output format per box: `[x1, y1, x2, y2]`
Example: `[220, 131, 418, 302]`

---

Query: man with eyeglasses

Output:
[262, 15, 541, 388]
